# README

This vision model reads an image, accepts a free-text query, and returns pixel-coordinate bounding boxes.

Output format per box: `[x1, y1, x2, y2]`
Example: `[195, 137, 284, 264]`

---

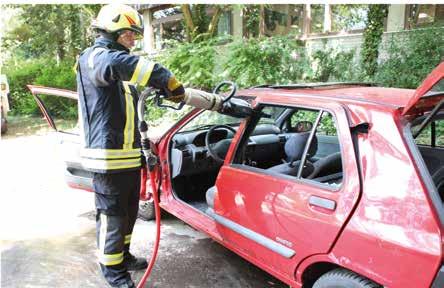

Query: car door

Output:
[209, 98, 361, 277]
[27, 85, 94, 192]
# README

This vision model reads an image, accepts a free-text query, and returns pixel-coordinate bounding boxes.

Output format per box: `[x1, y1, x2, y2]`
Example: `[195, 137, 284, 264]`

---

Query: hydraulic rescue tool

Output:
[135, 82, 251, 288]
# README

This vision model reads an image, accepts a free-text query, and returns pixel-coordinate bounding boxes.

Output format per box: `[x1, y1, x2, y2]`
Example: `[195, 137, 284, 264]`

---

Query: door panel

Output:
[212, 102, 361, 277]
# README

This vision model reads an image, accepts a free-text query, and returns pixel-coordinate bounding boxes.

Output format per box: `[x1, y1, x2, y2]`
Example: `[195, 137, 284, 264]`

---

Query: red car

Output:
[29, 62, 444, 288]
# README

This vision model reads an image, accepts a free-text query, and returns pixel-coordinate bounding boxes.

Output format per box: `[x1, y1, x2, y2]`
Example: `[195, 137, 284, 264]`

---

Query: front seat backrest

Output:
[285, 132, 318, 163]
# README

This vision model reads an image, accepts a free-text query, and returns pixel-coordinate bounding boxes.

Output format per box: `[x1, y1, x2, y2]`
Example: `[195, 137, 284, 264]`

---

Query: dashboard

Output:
[170, 124, 285, 178]
[190, 129, 230, 147]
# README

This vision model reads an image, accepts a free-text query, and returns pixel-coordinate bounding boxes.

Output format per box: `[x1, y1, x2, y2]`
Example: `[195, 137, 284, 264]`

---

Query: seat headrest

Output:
[285, 132, 318, 162]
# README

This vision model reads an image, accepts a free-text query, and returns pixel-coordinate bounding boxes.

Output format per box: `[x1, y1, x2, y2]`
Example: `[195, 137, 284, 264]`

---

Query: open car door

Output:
[27, 85, 94, 192]
[402, 62, 444, 116]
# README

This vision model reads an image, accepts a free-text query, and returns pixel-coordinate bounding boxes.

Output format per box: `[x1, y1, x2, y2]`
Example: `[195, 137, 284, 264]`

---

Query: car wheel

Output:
[313, 268, 380, 288]
[138, 200, 155, 221]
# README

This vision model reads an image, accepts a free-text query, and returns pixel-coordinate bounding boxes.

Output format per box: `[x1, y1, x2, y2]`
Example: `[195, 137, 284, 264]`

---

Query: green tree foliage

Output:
[6, 58, 77, 118]
[180, 4, 223, 42]
[312, 48, 356, 82]
[375, 27, 444, 88]
[222, 36, 310, 87]
[157, 38, 220, 89]
[157, 36, 310, 90]
[2, 4, 100, 62]
[243, 5, 260, 38]
[361, 4, 388, 77]
[332, 4, 368, 31]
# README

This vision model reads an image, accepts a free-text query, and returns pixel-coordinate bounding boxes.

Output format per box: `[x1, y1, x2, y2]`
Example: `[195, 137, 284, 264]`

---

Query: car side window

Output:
[290, 111, 337, 136]
[414, 119, 444, 148]
[234, 105, 343, 188]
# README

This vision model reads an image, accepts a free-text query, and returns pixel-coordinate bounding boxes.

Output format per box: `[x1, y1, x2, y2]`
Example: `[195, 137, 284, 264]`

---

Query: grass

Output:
[2, 115, 77, 139]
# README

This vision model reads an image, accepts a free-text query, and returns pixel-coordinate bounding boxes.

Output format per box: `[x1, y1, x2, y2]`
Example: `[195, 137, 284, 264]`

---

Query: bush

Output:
[5, 58, 77, 118]
[222, 36, 310, 88]
[5, 59, 45, 116]
[156, 38, 221, 90]
[311, 48, 358, 82]
[375, 27, 444, 89]
[157, 36, 311, 90]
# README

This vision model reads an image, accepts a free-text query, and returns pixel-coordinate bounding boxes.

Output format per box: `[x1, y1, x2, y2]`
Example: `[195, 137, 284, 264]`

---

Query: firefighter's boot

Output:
[124, 253, 148, 271]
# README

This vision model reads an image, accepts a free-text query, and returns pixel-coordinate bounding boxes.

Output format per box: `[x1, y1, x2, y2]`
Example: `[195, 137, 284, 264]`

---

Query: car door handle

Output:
[309, 195, 336, 211]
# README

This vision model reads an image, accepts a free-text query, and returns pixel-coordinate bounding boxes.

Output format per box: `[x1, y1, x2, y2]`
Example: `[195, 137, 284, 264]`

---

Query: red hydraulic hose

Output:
[137, 167, 162, 288]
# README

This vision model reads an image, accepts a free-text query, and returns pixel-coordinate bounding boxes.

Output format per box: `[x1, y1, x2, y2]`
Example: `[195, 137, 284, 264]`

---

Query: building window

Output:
[264, 5, 304, 36]
[331, 5, 368, 32]
[218, 11, 232, 36]
[310, 4, 324, 34]
[152, 6, 184, 49]
[406, 4, 444, 28]
[309, 4, 368, 35]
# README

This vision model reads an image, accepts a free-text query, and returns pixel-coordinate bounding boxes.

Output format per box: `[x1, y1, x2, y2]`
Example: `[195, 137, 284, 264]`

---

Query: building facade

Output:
[134, 4, 443, 58]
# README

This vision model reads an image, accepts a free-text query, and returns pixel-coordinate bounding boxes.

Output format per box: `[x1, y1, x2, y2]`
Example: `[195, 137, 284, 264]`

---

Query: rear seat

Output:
[312, 135, 340, 161]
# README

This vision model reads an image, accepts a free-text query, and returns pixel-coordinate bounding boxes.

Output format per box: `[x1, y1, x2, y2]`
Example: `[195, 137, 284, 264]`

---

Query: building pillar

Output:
[323, 4, 332, 33]
[387, 4, 406, 32]
[142, 9, 155, 53]
[302, 4, 311, 38]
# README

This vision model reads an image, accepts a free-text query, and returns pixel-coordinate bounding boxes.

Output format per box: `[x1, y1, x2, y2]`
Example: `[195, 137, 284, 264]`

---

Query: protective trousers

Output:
[93, 170, 141, 286]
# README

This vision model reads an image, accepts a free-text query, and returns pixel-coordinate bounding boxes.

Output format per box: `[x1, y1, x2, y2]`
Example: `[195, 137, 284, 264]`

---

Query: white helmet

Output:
[92, 4, 144, 35]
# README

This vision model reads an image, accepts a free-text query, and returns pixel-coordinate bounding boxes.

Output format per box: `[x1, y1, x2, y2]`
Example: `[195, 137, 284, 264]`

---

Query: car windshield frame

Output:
[178, 106, 286, 133]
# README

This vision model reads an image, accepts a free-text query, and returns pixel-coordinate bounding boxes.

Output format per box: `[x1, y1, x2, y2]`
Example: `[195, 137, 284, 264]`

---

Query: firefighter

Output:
[76, 4, 186, 288]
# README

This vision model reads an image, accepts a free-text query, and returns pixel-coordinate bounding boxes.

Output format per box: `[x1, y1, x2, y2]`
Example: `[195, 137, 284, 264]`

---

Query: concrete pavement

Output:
[0, 132, 287, 288]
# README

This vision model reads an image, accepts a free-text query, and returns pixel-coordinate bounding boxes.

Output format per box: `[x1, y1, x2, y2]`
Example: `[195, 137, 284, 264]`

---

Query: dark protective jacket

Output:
[77, 37, 176, 173]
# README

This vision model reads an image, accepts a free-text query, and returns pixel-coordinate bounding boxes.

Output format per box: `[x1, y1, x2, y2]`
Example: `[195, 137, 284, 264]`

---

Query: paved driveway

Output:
[0, 132, 286, 288]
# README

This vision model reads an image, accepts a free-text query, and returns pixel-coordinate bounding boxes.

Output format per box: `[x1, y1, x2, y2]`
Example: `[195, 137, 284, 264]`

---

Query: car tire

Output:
[313, 268, 380, 288]
[138, 200, 155, 221]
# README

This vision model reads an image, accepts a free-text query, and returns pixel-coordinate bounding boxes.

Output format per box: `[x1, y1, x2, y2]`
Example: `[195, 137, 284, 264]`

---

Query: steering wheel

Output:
[213, 81, 237, 103]
[205, 124, 237, 163]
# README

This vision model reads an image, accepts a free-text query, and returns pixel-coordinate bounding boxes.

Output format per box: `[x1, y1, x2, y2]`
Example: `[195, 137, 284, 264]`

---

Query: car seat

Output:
[267, 132, 317, 177]
[307, 152, 342, 180]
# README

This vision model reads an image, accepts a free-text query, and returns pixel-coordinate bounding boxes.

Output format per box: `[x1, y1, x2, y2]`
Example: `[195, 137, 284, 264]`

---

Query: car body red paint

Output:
[29, 62, 444, 287]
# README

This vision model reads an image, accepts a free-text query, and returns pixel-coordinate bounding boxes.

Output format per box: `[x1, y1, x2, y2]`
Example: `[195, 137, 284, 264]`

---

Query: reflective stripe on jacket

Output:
[77, 37, 174, 173]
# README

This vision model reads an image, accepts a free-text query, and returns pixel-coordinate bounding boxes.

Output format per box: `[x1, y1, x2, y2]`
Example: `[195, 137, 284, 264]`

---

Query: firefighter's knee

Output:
[95, 193, 125, 216]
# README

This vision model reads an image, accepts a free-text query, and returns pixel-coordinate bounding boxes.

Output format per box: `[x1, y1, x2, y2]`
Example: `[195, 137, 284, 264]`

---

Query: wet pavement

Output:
[1, 132, 287, 288]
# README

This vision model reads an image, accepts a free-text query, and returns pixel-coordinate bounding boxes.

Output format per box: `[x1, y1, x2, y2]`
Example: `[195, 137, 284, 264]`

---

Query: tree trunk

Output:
[283, 5, 291, 34]
[181, 4, 195, 42]
[55, 6, 66, 61]
[208, 6, 222, 36]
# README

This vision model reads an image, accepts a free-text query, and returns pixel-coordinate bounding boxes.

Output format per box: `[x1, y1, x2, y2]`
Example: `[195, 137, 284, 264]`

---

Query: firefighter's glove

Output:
[162, 76, 185, 103]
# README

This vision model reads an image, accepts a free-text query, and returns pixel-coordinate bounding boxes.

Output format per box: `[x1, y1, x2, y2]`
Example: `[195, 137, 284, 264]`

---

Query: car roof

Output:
[240, 86, 415, 109]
